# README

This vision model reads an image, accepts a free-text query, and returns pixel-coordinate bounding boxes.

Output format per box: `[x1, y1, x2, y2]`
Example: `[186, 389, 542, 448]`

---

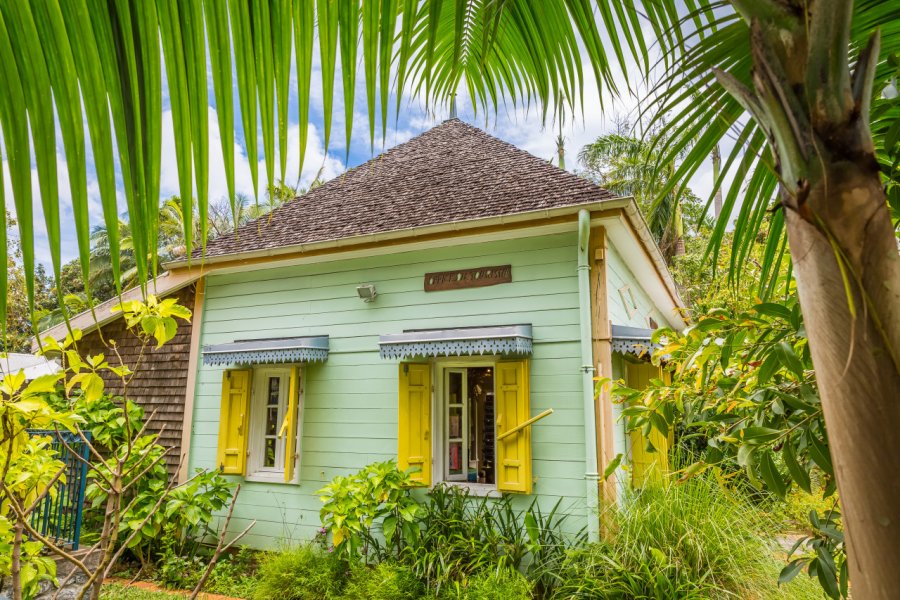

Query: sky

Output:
[4, 17, 724, 273]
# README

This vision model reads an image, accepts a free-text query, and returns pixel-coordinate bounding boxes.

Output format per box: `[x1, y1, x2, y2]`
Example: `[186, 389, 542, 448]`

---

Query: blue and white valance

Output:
[202, 336, 329, 366]
[611, 325, 661, 358]
[379, 325, 532, 360]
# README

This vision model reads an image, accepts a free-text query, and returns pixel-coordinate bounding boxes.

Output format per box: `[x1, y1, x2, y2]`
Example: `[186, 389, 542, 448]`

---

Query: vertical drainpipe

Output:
[577, 209, 601, 543]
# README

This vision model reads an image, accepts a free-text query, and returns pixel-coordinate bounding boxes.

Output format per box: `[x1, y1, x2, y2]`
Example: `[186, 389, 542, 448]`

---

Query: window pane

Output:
[448, 441, 463, 476]
[268, 377, 280, 404]
[264, 438, 276, 467]
[448, 371, 462, 405]
[448, 405, 463, 439]
[266, 407, 278, 435]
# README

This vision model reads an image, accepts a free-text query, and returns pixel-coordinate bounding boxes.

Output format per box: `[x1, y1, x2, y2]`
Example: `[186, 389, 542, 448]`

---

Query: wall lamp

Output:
[356, 283, 377, 303]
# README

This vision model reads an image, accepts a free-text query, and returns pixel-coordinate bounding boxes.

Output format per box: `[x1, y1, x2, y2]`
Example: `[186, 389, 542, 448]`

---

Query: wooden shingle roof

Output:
[198, 119, 618, 259]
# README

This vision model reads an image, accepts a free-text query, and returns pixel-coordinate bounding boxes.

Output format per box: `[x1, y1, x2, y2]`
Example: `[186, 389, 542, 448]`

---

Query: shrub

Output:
[401, 484, 578, 593]
[204, 547, 260, 598]
[342, 562, 423, 600]
[441, 568, 533, 600]
[252, 545, 345, 600]
[318, 460, 422, 561]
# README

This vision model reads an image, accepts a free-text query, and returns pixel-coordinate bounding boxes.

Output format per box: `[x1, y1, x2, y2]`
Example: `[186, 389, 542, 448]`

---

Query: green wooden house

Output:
[158, 119, 687, 548]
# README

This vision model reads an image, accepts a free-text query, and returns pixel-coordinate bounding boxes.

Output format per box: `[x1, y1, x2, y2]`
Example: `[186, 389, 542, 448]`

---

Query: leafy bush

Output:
[318, 459, 422, 561]
[402, 484, 577, 594]
[441, 568, 533, 600]
[252, 545, 345, 600]
[203, 547, 260, 598]
[83, 403, 233, 566]
[550, 476, 822, 599]
[342, 562, 422, 600]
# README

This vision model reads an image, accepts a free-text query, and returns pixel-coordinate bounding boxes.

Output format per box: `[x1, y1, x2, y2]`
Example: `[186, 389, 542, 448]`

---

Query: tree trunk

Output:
[785, 156, 900, 598]
[11, 518, 23, 600]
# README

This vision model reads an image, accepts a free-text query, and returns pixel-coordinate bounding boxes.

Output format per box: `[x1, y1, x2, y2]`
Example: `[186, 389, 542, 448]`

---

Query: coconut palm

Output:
[1, 1, 899, 595]
[578, 131, 694, 262]
[87, 219, 137, 292]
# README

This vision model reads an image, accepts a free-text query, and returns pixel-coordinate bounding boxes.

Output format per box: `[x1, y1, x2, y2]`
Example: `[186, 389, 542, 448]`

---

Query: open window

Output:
[398, 358, 532, 495]
[443, 366, 496, 486]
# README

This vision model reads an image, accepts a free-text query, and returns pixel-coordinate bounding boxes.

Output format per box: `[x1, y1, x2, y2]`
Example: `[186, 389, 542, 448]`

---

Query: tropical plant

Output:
[317, 459, 422, 561]
[578, 128, 701, 261]
[1, 1, 899, 594]
[251, 545, 345, 600]
[399, 483, 578, 595]
[609, 294, 851, 596]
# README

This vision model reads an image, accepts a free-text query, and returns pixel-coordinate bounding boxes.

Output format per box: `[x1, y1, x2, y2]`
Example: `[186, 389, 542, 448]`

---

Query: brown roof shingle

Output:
[198, 119, 617, 259]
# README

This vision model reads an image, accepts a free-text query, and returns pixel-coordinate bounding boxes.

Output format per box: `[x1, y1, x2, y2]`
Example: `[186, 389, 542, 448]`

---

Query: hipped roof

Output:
[195, 118, 618, 259]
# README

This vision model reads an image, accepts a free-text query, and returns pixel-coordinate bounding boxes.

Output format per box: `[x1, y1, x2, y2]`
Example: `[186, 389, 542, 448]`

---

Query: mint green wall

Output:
[606, 242, 666, 328]
[190, 232, 593, 549]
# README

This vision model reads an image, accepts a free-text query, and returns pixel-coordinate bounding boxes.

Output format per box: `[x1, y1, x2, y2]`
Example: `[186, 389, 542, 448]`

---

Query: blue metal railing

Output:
[27, 430, 91, 550]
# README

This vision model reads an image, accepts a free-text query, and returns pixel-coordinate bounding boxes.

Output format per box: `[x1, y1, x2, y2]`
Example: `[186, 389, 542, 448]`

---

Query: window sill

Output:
[441, 482, 501, 498]
[245, 472, 298, 485]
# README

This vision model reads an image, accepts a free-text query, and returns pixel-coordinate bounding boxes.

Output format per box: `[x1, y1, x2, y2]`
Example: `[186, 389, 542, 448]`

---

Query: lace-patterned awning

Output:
[202, 336, 329, 366]
[611, 325, 661, 358]
[379, 325, 533, 360]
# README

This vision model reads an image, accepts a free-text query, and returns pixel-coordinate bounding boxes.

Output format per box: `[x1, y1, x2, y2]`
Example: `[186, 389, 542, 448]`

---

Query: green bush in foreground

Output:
[343, 562, 423, 600]
[252, 545, 345, 600]
[441, 568, 533, 600]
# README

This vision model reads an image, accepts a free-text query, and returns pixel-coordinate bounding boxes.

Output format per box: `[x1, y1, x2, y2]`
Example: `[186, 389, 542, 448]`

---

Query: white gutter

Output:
[577, 209, 600, 543]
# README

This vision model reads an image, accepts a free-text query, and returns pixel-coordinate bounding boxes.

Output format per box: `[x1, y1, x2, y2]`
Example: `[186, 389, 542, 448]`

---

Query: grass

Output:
[545, 475, 824, 599]
[101, 583, 187, 599]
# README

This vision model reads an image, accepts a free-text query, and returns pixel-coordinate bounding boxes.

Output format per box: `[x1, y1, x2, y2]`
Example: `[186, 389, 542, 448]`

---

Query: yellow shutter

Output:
[496, 360, 532, 494]
[626, 362, 670, 487]
[398, 362, 431, 486]
[217, 369, 251, 475]
[281, 366, 300, 483]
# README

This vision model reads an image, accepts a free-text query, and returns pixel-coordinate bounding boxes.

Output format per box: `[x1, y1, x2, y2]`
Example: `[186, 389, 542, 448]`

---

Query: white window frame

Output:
[246, 365, 304, 484]
[432, 358, 500, 497]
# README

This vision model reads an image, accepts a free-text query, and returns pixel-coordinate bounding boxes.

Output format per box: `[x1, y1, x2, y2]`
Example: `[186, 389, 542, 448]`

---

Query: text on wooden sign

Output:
[424, 265, 512, 291]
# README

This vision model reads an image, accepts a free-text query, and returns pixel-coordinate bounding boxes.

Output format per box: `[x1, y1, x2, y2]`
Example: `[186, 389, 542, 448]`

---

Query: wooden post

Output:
[178, 277, 206, 483]
[589, 225, 616, 504]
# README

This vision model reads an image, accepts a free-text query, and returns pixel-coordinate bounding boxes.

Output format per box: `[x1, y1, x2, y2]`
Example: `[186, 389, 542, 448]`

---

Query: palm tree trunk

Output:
[714, 4, 900, 593]
[785, 157, 900, 598]
[711, 144, 723, 219]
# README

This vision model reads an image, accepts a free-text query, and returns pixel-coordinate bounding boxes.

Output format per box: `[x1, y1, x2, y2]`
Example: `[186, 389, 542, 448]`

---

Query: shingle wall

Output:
[76, 284, 196, 476]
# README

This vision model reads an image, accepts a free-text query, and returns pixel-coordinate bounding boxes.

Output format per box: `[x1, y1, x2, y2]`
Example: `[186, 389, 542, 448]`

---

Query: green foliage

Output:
[551, 477, 821, 599]
[441, 567, 533, 600]
[100, 583, 183, 599]
[317, 459, 422, 560]
[201, 547, 261, 598]
[0, 514, 57, 599]
[578, 127, 706, 262]
[400, 484, 577, 595]
[154, 532, 206, 591]
[45, 392, 144, 451]
[342, 562, 423, 600]
[608, 295, 847, 597]
[113, 295, 192, 348]
[252, 545, 345, 600]
[87, 459, 232, 558]
[153, 544, 260, 598]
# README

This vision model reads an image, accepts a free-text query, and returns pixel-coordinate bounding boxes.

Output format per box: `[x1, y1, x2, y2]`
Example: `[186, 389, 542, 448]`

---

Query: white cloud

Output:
[159, 106, 345, 204]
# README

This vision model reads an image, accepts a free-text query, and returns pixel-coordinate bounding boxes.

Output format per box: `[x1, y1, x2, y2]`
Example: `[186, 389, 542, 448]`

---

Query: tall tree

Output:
[578, 131, 696, 261]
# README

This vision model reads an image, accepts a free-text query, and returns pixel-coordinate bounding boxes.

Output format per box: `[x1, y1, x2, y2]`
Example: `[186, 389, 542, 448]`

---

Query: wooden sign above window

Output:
[424, 265, 512, 291]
